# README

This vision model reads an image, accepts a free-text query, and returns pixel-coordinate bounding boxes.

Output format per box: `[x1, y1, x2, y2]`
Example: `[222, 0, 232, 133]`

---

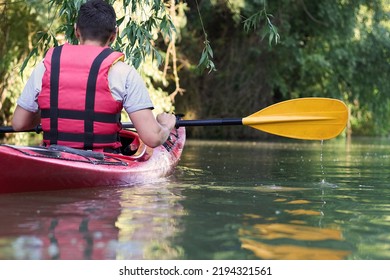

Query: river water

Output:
[1, 137, 390, 260]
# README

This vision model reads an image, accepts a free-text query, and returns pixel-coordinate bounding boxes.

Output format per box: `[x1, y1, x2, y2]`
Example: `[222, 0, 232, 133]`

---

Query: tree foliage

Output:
[1, 0, 389, 141]
[19, 0, 172, 71]
[1, 0, 47, 132]
[174, 0, 390, 138]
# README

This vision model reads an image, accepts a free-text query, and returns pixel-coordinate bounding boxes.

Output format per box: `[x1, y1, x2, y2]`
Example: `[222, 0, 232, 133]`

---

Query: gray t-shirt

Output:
[17, 60, 154, 114]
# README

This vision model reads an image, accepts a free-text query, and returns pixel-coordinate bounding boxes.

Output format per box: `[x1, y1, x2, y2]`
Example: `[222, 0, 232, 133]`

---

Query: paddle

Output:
[0, 97, 348, 140]
[176, 97, 348, 140]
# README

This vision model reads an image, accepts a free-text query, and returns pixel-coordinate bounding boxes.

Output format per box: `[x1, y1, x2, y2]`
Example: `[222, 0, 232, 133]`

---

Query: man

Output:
[12, 0, 176, 150]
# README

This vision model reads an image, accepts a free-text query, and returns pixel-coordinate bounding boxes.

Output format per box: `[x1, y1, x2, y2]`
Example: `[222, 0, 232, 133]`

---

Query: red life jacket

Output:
[38, 44, 124, 150]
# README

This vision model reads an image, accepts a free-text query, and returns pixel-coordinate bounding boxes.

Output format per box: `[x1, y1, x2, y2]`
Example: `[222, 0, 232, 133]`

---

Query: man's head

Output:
[75, 0, 117, 45]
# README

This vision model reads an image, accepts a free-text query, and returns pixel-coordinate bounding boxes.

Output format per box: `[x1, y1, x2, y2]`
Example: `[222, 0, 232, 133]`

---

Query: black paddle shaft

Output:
[0, 125, 42, 133]
[122, 119, 244, 129]
[176, 118, 243, 127]
[1, 118, 244, 133]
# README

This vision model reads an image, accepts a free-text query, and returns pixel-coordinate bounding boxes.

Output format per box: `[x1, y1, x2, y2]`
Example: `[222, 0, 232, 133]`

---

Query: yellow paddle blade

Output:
[242, 98, 348, 140]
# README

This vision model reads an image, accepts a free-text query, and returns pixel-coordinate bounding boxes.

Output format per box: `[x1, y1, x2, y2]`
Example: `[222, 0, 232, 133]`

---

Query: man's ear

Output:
[109, 27, 118, 44]
[111, 26, 119, 43]
[108, 35, 116, 44]
[74, 24, 81, 39]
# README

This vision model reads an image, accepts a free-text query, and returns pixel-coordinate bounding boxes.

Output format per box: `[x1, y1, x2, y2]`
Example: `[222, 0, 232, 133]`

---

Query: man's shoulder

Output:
[30, 60, 46, 79]
[109, 61, 143, 83]
[111, 60, 132, 70]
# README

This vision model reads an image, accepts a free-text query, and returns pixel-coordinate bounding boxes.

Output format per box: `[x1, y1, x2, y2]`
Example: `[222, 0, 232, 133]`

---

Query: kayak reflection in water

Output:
[0, 184, 185, 260]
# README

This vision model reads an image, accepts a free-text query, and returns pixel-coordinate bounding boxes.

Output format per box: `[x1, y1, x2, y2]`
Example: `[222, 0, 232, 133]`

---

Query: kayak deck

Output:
[0, 127, 185, 194]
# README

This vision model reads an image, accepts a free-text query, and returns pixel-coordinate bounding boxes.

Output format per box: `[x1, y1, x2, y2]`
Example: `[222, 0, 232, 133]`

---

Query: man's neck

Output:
[79, 39, 108, 47]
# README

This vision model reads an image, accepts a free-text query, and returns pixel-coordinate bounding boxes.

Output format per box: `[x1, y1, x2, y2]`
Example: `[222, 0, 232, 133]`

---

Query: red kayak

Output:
[0, 127, 185, 194]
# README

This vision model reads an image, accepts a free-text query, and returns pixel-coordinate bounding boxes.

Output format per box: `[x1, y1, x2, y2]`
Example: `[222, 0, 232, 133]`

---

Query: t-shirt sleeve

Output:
[17, 61, 46, 113]
[108, 61, 154, 114]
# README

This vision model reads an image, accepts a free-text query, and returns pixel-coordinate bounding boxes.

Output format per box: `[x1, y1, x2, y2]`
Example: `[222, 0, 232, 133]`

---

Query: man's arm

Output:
[11, 61, 44, 131]
[129, 109, 176, 148]
[12, 105, 41, 131]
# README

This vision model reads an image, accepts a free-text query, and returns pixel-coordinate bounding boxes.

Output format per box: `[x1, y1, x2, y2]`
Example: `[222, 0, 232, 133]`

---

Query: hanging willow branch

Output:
[243, 2, 280, 45]
[195, 0, 216, 73]
[20, 0, 175, 72]
[164, 0, 186, 101]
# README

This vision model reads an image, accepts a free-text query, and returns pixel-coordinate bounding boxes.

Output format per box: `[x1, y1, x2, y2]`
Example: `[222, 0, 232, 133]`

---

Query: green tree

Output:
[265, 0, 390, 136]
[3, 0, 388, 141]
[1, 0, 48, 143]
[174, 0, 389, 138]
[1, 1, 41, 117]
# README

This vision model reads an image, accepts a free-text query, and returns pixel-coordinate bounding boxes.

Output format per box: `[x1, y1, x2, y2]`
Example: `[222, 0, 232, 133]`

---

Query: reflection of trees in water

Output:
[115, 185, 185, 259]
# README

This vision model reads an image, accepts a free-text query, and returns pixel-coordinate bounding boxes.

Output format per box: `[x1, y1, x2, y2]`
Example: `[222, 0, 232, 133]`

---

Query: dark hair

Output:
[76, 0, 117, 44]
